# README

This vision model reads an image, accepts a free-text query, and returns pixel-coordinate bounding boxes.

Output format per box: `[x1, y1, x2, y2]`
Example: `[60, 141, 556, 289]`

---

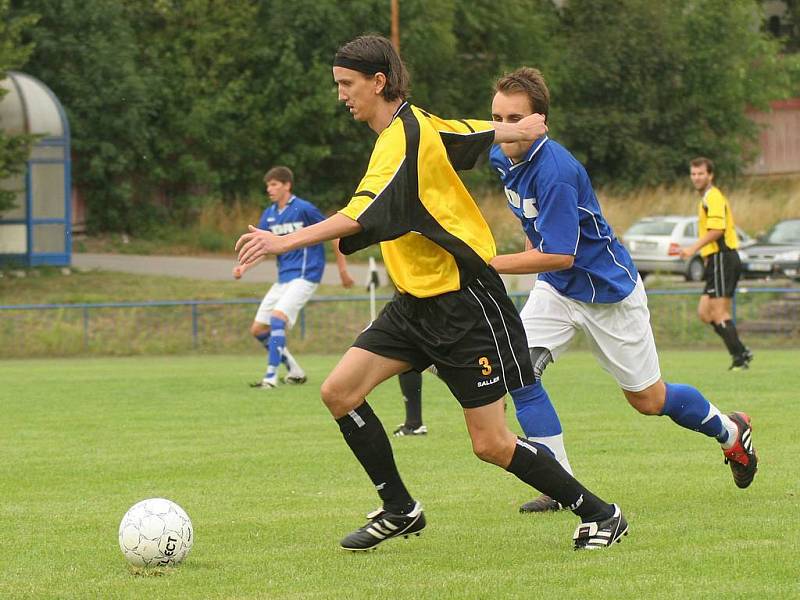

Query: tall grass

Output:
[475, 177, 800, 247]
[78, 178, 800, 256]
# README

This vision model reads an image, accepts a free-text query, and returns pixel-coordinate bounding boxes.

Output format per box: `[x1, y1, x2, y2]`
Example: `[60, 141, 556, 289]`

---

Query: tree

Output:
[550, 0, 800, 187]
[0, 0, 37, 214]
[14, 0, 155, 231]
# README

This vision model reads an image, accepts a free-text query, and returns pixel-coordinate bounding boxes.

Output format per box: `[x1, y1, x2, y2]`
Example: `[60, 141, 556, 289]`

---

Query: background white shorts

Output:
[255, 278, 319, 328]
[519, 277, 661, 392]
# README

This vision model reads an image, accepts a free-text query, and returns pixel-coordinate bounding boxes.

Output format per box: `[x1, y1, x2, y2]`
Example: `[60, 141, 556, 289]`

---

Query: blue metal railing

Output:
[1, 287, 796, 354]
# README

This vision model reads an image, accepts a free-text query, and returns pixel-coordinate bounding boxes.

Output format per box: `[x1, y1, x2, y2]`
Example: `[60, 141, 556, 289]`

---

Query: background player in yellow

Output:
[680, 157, 752, 370]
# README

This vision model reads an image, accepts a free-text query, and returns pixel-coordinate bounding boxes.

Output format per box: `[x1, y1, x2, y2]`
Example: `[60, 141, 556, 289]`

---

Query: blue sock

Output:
[661, 382, 728, 442]
[255, 331, 270, 352]
[267, 317, 286, 377]
[511, 382, 563, 442]
[511, 382, 573, 474]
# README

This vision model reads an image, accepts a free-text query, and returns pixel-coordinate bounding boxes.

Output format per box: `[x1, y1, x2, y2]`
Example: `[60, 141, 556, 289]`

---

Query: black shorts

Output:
[703, 250, 741, 298]
[352, 266, 534, 409]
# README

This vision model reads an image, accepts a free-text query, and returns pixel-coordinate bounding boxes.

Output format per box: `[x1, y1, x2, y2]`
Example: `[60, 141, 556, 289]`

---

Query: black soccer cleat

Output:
[573, 504, 628, 550]
[340, 502, 426, 551]
[723, 411, 758, 489]
[743, 348, 754, 366]
[393, 424, 428, 437]
[729, 351, 752, 371]
[519, 494, 563, 513]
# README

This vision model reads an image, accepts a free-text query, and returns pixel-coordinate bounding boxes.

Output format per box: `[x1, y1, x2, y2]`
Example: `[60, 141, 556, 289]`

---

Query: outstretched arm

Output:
[492, 113, 547, 144]
[236, 212, 362, 266]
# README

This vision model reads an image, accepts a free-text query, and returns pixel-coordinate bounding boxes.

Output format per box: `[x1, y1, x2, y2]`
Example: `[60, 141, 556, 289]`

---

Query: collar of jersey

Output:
[391, 101, 409, 123]
[277, 195, 296, 215]
[509, 135, 549, 171]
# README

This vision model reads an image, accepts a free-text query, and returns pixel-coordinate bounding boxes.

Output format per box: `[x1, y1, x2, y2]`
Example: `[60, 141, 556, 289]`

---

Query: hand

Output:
[518, 113, 547, 141]
[339, 269, 355, 288]
[678, 247, 693, 260]
[235, 225, 285, 265]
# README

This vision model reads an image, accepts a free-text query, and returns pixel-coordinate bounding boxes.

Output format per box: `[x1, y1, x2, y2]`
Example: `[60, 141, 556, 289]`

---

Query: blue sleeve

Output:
[257, 208, 270, 230]
[535, 181, 579, 255]
[303, 202, 326, 226]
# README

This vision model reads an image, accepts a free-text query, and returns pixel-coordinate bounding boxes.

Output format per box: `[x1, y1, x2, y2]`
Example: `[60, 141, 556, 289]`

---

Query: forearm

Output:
[490, 249, 574, 275]
[491, 121, 527, 144]
[284, 213, 362, 252]
[491, 112, 547, 144]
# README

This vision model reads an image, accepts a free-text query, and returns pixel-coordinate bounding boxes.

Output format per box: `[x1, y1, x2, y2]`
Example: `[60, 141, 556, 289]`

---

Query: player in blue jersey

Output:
[487, 68, 758, 512]
[234, 166, 354, 388]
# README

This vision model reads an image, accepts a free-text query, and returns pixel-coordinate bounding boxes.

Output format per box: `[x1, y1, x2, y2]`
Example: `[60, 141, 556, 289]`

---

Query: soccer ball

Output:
[118, 498, 194, 567]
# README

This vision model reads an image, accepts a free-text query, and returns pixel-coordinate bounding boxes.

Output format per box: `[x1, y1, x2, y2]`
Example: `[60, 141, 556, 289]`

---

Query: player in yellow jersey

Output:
[680, 157, 752, 370]
[236, 35, 627, 551]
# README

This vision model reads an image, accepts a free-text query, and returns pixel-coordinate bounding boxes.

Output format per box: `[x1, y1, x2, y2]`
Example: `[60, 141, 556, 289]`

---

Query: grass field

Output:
[2, 350, 798, 599]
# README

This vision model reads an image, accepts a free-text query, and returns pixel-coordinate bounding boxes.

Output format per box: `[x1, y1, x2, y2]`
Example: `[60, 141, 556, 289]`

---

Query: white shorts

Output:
[255, 279, 319, 328]
[519, 277, 661, 392]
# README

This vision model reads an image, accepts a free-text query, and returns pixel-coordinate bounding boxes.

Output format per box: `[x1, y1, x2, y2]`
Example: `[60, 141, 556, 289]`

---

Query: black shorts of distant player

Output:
[703, 250, 741, 298]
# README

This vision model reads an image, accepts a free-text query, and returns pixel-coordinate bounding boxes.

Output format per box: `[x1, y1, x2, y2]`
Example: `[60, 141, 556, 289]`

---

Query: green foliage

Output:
[0, 0, 37, 214]
[6, 0, 800, 230]
[551, 0, 800, 187]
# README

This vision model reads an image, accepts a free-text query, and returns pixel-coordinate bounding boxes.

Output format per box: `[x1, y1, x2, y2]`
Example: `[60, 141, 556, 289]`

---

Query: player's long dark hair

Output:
[335, 35, 410, 102]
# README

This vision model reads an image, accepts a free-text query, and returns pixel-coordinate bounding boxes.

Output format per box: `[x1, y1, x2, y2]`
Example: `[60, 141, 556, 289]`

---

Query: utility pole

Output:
[391, 0, 400, 51]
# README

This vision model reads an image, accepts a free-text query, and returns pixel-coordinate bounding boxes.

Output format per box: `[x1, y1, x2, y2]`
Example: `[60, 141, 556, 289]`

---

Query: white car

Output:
[622, 215, 754, 281]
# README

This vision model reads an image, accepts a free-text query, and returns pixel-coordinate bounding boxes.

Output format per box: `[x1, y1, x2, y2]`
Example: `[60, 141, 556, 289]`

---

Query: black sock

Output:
[398, 370, 423, 429]
[713, 321, 746, 356]
[505, 437, 613, 523]
[336, 401, 415, 515]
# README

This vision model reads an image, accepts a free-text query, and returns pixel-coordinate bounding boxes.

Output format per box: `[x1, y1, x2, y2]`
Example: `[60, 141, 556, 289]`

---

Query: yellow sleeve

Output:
[337, 122, 410, 254]
[418, 110, 495, 171]
[705, 188, 727, 230]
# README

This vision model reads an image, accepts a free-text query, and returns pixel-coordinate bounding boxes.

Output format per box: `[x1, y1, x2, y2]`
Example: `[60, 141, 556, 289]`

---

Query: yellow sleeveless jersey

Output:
[338, 102, 497, 297]
[698, 186, 738, 257]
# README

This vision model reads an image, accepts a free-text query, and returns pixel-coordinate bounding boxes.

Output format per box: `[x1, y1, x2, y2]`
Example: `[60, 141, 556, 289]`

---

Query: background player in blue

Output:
[234, 166, 354, 388]
[487, 68, 758, 511]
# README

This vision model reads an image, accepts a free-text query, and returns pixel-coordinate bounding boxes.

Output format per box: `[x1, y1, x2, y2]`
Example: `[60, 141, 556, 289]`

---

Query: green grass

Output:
[1, 350, 797, 599]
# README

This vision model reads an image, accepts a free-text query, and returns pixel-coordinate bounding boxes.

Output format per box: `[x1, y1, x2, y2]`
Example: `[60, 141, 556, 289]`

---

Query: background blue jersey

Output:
[489, 137, 637, 303]
[257, 196, 326, 283]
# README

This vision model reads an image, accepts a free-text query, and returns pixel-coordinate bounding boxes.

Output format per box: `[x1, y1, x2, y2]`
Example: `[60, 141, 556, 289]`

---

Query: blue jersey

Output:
[489, 137, 637, 303]
[257, 195, 326, 283]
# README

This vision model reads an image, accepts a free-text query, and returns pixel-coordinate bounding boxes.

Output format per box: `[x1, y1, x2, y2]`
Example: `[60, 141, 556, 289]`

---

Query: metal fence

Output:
[1, 287, 798, 358]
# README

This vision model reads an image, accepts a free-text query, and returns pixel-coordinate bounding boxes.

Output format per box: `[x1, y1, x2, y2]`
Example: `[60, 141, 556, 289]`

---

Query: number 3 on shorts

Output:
[478, 356, 492, 376]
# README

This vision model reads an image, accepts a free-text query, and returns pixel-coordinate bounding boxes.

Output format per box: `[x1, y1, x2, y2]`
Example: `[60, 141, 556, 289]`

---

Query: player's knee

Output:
[624, 387, 664, 415]
[529, 347, 553, 381]
[470, 434, 510, 466]
[320, 376, 358, 415]
[250, 322, 269, 337]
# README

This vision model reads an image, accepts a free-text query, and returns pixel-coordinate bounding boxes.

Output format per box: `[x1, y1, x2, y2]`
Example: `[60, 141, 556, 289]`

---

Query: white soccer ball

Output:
[118, 498, 194, 567]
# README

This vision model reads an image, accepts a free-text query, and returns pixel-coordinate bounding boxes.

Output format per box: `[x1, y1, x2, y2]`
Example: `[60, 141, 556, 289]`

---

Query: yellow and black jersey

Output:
[338, 102, 496, 297]
[698, 186, 738, 257]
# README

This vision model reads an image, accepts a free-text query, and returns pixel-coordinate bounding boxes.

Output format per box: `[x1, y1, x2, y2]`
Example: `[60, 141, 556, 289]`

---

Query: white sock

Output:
[281, 347, 303, 373]
[719, 414, 739, 450]
[528, 433, 574, 475]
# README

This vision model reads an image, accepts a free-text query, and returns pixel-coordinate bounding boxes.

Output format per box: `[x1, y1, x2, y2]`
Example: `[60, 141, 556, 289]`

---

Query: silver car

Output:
[739, 218, 800, 281]
[622, 215, 753, 281]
